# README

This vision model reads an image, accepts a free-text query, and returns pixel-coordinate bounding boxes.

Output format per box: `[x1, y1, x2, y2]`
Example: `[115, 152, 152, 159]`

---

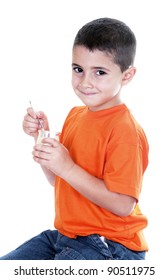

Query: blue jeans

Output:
[0, 230, 145, 260]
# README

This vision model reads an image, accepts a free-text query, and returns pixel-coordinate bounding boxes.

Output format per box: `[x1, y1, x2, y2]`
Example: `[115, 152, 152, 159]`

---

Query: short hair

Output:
[73, 17, 136, 72]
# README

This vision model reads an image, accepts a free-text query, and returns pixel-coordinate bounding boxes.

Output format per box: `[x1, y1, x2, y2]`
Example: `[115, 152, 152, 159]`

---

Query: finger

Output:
[33, 143, 53, 154]
[22, 120, 39, 132]
[32, 149, 51, 160]
[27, 108, 44, 126]
[43, 138, 60, 147]
[24, 112, 39, 125]
[33, 155, 49, 166]
[27, 107, 37, 118]
[23, 120, 39, 130]
[27, 108, 46, 121]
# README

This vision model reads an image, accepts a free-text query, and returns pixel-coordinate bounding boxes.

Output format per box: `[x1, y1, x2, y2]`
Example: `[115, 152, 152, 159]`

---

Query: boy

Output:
[0, 17, 149, 260]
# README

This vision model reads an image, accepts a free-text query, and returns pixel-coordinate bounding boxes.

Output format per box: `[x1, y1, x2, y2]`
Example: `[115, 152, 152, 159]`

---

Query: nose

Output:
[79, 73, 93, 88]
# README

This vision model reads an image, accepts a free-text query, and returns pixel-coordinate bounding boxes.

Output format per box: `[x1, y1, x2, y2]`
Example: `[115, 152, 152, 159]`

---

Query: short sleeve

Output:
[104, 142, 143, 200]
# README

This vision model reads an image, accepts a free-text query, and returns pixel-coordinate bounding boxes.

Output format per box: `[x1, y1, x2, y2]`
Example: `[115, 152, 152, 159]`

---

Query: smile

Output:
[80, 91, 97, 96]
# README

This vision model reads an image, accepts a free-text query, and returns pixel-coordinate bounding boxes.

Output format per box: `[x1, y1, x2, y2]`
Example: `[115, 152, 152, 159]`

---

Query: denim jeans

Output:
[0, 230, 145, 260]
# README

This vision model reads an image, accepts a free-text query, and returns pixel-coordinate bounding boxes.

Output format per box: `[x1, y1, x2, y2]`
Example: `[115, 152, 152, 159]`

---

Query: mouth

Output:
[80, 91, 98, 96]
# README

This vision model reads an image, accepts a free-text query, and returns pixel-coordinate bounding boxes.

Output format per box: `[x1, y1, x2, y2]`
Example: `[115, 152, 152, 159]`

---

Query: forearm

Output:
[62, 163, 136, 216]
[40, 165, 56, 186]
[34, 136, 56, 186]
[32, 139, 136, 215]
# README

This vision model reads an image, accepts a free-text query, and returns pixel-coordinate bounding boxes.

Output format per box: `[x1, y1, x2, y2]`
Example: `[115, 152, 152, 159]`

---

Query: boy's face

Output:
[72, 46, 129, 111]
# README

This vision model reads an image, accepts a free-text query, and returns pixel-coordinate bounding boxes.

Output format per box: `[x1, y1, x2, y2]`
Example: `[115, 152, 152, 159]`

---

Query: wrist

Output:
[34, 135, 38, 143]
[61, 162, 76, 182]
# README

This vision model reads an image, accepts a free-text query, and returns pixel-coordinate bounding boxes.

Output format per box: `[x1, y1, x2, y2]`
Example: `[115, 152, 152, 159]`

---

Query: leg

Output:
[54, 233, 113, 260]
[54, 233, 145, 260]
[0, 230, 58, 260]
[107, 240, 146, 260]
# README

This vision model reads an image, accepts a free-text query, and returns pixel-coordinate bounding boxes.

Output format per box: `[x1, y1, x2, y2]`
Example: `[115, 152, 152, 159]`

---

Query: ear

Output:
[121, 66, 136, 85]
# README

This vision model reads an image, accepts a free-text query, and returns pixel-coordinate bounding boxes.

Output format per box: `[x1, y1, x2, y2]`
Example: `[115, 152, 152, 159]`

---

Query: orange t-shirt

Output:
[54, 104, 149, 251]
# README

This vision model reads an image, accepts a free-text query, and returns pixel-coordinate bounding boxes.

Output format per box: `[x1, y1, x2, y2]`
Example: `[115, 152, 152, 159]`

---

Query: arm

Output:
[40, 165, 56, 187]
[23, 107, 56, 186]
[63, 163, 136, 216]
[32, 138, 136, 216]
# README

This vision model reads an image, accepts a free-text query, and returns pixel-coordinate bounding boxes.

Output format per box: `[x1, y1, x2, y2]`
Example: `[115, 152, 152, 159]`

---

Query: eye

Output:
[96, 70, 106, 76]
[73, 67, 83, 73]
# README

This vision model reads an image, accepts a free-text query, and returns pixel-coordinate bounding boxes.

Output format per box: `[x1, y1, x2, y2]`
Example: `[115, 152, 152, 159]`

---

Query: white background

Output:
[0, 0, 167, 265]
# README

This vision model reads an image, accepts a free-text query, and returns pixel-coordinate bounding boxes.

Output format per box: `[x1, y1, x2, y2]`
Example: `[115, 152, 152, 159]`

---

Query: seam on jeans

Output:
[82, 235, 112, 258]
[55, 247, 86, 260]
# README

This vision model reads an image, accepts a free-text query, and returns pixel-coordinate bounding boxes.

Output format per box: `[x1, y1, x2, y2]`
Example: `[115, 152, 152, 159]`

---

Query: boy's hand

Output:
[32, 138, 75, 178]
[22, 107, 49, 138]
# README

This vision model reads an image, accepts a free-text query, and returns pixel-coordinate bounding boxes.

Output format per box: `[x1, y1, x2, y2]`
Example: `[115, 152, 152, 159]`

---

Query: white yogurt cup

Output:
[36, 130, 60, 144]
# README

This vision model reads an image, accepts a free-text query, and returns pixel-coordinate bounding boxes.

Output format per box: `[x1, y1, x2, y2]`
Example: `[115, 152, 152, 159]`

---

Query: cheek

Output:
[98, 79, 112, 92]
[71, 75, 78, 89]
[103, 78, 121, 91]
[99, 80, 121, 97]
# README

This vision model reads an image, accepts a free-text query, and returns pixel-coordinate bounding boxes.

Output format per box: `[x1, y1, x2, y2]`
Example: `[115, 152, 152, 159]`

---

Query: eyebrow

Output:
[72, 63, 81, 67]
